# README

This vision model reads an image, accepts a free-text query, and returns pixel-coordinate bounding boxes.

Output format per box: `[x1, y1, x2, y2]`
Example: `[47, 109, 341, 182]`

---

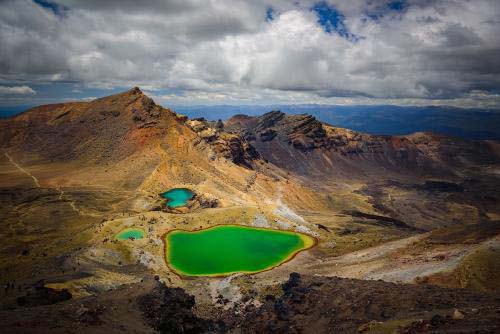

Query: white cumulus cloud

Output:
[0, 85, 36, 95]
[0, 0, 499, 107]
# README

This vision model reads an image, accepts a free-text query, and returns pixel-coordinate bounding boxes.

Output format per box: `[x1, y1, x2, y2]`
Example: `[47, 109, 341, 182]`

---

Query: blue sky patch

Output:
[33, 0, 66, 16]
[266, 7, 274, 21]
[362, 0, 407, 22]
[311, 1, 359, 41]
[388, 1, 407, 11]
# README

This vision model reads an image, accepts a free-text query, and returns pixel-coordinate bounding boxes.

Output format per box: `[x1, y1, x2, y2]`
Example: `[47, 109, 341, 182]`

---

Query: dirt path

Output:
[57, 187, 83, 215]
[4, 152, 40, 187]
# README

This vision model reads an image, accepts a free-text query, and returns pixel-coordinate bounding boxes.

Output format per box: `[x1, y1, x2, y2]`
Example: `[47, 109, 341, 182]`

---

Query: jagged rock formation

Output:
[0, 277, 214, 334]
[160, 192, 219, 214]
[16, 279, 72, 307]
[138, 281, 212, 333]
[2, 274, 499, 333]
[226, 111, 500, 178]
[187, 117, 261, 168]
[235, 273, 500, 334]
[225, 110, 500, 229]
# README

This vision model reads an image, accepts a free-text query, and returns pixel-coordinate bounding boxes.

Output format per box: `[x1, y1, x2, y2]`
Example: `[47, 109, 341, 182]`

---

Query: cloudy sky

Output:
[1, 0, 499, 109]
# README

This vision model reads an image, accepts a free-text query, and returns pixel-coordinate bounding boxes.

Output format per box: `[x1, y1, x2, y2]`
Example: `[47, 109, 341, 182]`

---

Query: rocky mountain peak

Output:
[256, 110, 286, 129]
[130, 86, 143, 94]
[226, 111, 328, 149]
[119, 86, 145, 99]
[186, 117, 261, 169]
[0, 88, 184, 163]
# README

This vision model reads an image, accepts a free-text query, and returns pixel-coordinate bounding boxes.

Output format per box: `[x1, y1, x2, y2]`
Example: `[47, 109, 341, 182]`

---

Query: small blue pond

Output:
[161, 188, 194, 208]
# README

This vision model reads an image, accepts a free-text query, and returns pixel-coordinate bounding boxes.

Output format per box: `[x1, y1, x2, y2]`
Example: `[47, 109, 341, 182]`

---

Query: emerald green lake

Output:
[164, 225, 315, 276]
[161, 188, 194, 208]
[116, 228, 145, 240]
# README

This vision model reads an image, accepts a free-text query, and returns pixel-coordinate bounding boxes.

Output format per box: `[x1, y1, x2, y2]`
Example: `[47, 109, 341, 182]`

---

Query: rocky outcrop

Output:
[16, 280, 72, 307]
[138, 282, 212, 334]
[228, 110, 408, 154]
[160, 192, 219, 214]
[187, 117, 261, 168]
[2, 274, 500, 334]
[212, 133, 260, 168]
[236, 273, 500, 334]
[130, 88, 163, 128]
[0, 277, 216, 334]
[227, 111, 329, 151]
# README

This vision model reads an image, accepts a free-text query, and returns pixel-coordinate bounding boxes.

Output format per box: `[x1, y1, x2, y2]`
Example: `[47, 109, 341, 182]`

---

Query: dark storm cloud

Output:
[54, 0, 197, 12]
[0, 0, 499, 107]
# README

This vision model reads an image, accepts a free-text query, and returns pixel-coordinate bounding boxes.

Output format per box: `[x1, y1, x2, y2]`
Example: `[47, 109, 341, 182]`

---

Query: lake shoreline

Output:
[161, 224, 317, 278]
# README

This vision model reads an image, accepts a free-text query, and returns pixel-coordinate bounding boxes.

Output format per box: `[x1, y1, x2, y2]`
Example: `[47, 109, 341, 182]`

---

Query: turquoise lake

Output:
[161, 188, 194, 208]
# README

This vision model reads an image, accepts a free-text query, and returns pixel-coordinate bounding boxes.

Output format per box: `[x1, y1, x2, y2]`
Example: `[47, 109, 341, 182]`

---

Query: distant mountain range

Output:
[3, 103, 499, 140]
[172, 104, 500, 140]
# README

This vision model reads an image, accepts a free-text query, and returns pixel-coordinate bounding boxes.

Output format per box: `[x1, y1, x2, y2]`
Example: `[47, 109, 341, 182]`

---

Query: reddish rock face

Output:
[186, 117, 261, 169]
[0, 87, 183, 163]
[225, 110, 500, 178]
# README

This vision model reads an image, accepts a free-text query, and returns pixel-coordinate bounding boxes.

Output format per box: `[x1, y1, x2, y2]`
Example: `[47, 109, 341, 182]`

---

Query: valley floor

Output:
[1, 142, 499, 333]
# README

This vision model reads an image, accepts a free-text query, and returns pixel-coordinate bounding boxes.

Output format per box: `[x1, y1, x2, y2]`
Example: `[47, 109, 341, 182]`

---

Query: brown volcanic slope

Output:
[0, 87, 265, 193]
[225, 110, 500, 179]
[1, 273, 499, 334]
[0, 88, 294, 296]
[226, 111, 500, 229]
[0, 89, 499, 333]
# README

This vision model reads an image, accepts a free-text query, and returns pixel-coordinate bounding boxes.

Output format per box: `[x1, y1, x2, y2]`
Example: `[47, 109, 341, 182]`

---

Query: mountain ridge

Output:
[224, 110, 499, 177]
[171, 104, 500, 140]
